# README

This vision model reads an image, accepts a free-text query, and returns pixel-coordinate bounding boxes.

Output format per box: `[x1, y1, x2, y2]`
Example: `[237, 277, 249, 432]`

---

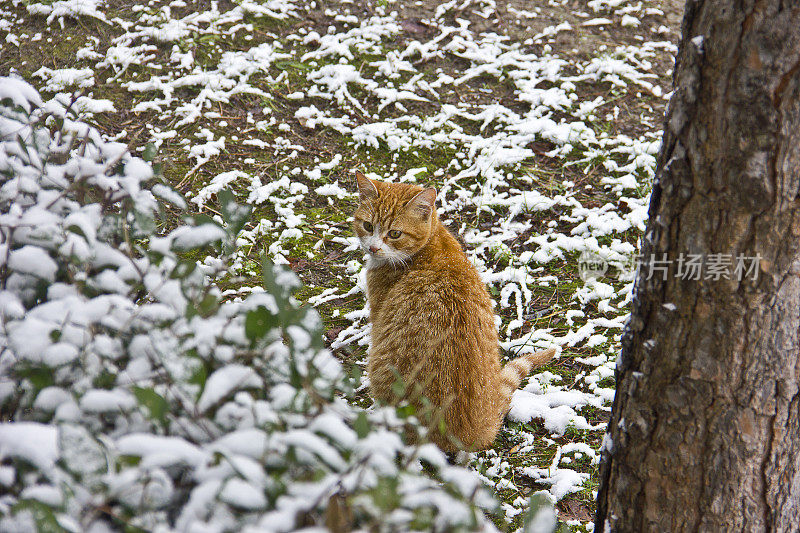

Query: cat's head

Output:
[352, 172, 436, 268]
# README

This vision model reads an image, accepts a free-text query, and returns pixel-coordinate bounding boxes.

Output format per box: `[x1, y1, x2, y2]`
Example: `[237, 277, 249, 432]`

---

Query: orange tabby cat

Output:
[353, 172, 555, 452]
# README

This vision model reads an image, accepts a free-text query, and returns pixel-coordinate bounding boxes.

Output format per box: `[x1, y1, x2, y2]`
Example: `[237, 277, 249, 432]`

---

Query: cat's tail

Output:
[499, 347, 557, 399]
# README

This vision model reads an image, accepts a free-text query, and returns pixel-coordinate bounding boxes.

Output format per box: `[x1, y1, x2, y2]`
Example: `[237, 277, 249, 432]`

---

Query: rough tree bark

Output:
[595, 1, 800, 531]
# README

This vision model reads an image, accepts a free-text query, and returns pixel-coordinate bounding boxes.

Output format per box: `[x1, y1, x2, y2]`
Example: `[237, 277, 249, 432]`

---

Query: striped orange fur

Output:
[352, 172, 556, 452]
[499, 348, 558, 398]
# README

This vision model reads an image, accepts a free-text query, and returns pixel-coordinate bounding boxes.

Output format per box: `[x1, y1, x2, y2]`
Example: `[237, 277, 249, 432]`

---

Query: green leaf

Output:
[217, 190, 252, 254]
[354, 411, 370, 439]
[261, 255, 299, 302]
[218, 190, 249, 229]
[391, 371, 406, 398]
[189, 363, 208, 389]
[524, 493, 560, 533]
[133, 208, 156, 236]
[396, 404, 416, 419]
[92, 370, 116, 390]
[245, 306, 278, 342]
[347, 364, 363, 391]
[11, 500, 64, 533]
[142, 142, 157, 162]
[66, 223, 86, 238]
[197, 292, 219, 317]
[132, 386, 168, 425]
[118, 455, 141, 467]
[217, 189, 235, 211]
[373, 477, 400, 510]
[18, 366, 54, 391]
[170, 259, 197, 279]
[410, 507, 436, 529]
[289, 365, 302, 388]
[189, 213, 220, 227]
[275, 60, 312, 71]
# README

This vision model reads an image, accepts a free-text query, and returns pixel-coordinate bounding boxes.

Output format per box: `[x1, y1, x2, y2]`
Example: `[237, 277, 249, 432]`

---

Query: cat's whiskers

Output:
[385, 249, 411, 271]
[389, 257, 403, 271]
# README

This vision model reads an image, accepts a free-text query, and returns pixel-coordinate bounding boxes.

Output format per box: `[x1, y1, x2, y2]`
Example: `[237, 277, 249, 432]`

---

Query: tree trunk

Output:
[595, 1, 800, 531]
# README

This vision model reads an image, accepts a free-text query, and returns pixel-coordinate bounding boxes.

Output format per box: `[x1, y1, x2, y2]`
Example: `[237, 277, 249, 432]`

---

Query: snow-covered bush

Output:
[0, 78, 497, 532]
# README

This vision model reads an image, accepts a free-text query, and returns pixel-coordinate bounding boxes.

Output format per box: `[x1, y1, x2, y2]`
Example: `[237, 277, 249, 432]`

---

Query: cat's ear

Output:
[355, 171, 378, 201]
[406, 187, 437, 218]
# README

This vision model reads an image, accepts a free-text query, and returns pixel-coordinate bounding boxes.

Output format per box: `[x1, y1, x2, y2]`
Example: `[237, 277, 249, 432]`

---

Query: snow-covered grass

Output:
[1, 0, 682, 530]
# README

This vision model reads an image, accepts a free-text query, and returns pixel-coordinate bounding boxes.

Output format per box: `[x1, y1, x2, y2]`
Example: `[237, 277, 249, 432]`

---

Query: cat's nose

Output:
[369, 245, 379, 253]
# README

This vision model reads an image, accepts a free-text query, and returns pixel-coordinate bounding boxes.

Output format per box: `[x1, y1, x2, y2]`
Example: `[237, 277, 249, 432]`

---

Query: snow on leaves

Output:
[0, 82, 494, 532]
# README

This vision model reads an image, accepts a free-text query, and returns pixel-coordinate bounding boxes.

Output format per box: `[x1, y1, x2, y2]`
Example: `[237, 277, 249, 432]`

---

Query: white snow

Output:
[80, 389, 137, 413]
[0, 423, 59, 470]
[219, 478, 267, 510]
[33, 66, 94, 91]
[170, 224, 227, 251]
[7, 245, 58, 281]
[116, 434, 208, 468]
[197, 365, 261, 413]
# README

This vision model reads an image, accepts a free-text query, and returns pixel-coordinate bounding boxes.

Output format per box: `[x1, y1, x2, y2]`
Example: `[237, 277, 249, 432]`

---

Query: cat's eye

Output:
[362, 221, 374, 232]
[387, 230, 402, 239]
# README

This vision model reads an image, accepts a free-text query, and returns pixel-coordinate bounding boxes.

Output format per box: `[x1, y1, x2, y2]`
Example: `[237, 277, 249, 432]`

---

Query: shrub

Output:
[0, 78, 497, 532]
